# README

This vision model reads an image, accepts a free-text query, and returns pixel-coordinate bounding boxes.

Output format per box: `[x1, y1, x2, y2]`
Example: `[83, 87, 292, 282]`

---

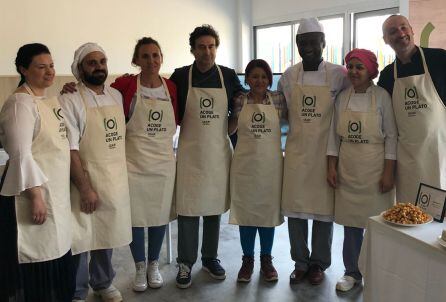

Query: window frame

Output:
[253, 7, 400, 69]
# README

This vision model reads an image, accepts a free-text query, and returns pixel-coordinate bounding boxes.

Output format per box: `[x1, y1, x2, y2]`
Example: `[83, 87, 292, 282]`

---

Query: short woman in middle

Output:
[111, 37, 179, 292]
[228, 59, 286, 283]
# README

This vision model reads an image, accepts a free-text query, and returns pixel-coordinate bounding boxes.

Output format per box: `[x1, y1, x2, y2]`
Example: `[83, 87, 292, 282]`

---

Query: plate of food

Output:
[381, 203, 433, 226]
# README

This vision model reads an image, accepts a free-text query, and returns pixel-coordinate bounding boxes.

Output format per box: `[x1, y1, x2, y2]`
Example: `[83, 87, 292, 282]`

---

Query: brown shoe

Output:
[260, 255, 278, 282]
[289, 267, 307, 284]
[308, 265, 324, 285]
[237, 255, 254, 282]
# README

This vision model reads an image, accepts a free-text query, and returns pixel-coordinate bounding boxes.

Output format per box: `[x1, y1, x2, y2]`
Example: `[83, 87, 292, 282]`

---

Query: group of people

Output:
[0, 14, 445, 302]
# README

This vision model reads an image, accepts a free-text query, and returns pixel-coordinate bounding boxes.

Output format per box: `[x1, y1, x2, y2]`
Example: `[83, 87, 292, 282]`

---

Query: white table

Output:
[359, 216, 446, 302]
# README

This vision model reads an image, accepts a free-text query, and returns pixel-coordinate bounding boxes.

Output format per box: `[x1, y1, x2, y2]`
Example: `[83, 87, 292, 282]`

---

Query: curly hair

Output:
[189, 24, 220, 50]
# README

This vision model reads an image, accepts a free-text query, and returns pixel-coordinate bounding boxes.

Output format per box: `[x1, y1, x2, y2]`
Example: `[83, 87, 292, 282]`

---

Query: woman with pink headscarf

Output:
[326, 49, 397, 292]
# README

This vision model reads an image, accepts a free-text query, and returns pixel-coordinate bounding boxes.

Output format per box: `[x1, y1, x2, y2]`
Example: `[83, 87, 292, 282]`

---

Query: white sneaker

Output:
[147, 260, 163, 288]
[133, 261, 148, 292]
[94, 284, 123, 302]
[336, 275, 361, 292]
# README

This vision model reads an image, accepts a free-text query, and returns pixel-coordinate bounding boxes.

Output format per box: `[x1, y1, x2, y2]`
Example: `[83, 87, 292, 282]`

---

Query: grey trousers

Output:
[177, 215, 221, 267]
[288, 217, 333, 271]
[72, 249, 115, 300]
[343, 226, 364, 280]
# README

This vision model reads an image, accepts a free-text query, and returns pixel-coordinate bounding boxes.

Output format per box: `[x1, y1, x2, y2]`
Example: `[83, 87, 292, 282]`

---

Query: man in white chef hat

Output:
[59, 42, 132, 302]
[278, 18, 349, 285]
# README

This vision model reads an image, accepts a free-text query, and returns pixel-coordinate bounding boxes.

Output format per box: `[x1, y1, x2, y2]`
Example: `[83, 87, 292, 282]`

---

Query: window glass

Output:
[255, 25, 292, 73]
[320, 17, 344, 65]
[355, 13, 396, 72]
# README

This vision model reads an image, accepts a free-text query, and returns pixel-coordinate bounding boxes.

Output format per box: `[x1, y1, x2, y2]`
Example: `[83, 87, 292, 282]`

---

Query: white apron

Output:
[15, 87, 71, 263]
[229, 94, 284, 227]
[70, 85, 132, 254]
[126, 75, 176, 226]
[281, 65, 334, 215]
[176, 65, 232, 216]
[335, 87, 395, 228]
[392, 47, 446, 202]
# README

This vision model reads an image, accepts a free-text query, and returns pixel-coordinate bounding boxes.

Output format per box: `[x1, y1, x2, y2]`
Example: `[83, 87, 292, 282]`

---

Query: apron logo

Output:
[148, 109, 163, 122]
[53, 108, 63, 120]
[418, 192, 431, 208]
[348, 121, 361, 134]
[302, 95, 316, 107]
[104, 117, 117, 131]
[200, 97, 214, 109]
[404, 86, 418, 100]
[251, 112, 266, 124]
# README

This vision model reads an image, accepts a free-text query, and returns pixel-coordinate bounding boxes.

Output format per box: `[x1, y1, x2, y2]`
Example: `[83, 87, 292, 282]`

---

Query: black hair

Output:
[245, 59, 273, 88]
[132, 37, 163, 65]
[189, 24, 220, 50]
[15, 43, 50, 87]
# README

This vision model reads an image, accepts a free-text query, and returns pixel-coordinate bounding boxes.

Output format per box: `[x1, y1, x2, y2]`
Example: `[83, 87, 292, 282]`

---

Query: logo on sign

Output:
[418, 192, 431, 208]
[348, 121, 361, 134]
[251, 112, 266, 124]
[302, 95, 316, 107]
[404, 86, 419, 100]
[104, 117, 117, 131]
[148, 109, 163, 122]
[200, 97, 214, 109]
[53, 108, 63, 120]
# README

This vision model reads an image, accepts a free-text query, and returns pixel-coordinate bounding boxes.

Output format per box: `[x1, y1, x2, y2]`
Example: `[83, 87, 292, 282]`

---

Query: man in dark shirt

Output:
[170, 24, 243, 289]
[378, 15, 446, 203]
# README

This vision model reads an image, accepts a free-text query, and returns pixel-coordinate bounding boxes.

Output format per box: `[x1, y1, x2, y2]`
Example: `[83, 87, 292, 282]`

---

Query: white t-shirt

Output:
[327, 84, 397, 160]
[128, 84, 169, 118]
[0, 93, 48, 196]
[59, 84, 123, 150]
[278, 60, 349, 221]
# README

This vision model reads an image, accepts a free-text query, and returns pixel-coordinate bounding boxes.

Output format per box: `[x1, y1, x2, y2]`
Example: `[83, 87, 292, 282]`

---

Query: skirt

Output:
[0, 171, 75, 302]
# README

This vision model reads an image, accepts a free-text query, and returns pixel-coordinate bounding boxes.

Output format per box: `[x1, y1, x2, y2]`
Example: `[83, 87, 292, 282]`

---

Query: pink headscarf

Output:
[345, 48, 379, 79]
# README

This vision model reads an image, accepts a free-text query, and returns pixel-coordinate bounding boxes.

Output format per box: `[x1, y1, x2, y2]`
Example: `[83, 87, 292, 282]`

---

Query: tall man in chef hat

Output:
[278, 18, 349, 285]
[59, 42, 132, 302]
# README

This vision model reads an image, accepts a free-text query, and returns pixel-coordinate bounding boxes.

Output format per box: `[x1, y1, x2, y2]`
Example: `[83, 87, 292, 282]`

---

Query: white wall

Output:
[252, 0, 399, 25]
[0, 0, 240, 76]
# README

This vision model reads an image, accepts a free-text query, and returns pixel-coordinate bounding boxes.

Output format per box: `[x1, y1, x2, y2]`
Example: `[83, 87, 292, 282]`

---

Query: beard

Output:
[83, 70, 107, 85]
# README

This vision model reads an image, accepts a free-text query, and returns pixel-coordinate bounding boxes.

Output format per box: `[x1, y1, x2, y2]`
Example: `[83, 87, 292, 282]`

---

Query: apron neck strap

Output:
[136, 74, 172, 104]
[188, 64, 226, 91]
[297, 61, 329, 86]
[245, 92, 272, 106]
[23, 83, 36, 97]
[393, 46, 428, 79]
[344, 85, 376, 111]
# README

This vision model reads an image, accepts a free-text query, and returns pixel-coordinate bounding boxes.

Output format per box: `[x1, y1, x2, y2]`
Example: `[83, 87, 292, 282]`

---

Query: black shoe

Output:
[202, 258, 226, 280]
[176, 263, 192, 289]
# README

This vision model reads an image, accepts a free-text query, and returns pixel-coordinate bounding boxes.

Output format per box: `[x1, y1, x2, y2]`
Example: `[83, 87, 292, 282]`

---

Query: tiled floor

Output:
[87, 216, 363, 302]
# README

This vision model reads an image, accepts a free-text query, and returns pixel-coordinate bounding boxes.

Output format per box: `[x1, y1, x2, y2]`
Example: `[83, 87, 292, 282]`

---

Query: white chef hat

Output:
[297, 18, 324, 35]
[71, 42, 107, 81]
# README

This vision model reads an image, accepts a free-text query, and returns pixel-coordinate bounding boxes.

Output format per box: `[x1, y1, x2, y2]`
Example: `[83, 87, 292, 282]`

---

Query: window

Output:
[320, 16, 344, 65]
[353, 8, 398, 72]
[254, 8, 398, 73]
[255, 24, 293, 73]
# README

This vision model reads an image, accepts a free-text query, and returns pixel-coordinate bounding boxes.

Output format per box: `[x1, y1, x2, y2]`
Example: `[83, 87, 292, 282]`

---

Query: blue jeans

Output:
[129, 225, 167, 263]
[343, 226, 364, 280]
[72, 249, 115, 300]
[239, 226, 275, 257]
